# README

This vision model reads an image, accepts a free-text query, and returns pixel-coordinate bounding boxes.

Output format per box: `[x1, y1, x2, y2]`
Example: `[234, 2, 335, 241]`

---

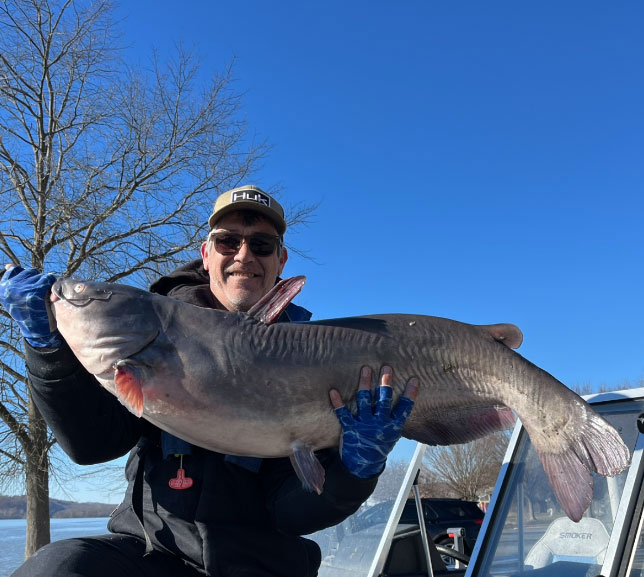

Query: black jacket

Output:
[26, 261, 378, 576]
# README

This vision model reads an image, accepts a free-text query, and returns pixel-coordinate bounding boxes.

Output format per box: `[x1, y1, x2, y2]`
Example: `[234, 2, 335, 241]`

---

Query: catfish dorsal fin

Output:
[247, 276, 306, 324]
[480, 323, 523, 349]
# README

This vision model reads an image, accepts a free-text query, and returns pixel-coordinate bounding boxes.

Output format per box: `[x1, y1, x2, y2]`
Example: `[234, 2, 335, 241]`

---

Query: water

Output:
[0, 517, 109, 577]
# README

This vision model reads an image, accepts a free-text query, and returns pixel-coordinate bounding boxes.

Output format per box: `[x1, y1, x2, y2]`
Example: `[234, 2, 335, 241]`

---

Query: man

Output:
[1, 185, 418, 577]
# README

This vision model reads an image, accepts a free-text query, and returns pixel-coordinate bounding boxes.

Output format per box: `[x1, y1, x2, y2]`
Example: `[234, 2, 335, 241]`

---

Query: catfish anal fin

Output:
[405, 405, 516, 445]
[290, 441, 325, 494]
[247, 276, 306, 324]
[114, 362, 144, 418]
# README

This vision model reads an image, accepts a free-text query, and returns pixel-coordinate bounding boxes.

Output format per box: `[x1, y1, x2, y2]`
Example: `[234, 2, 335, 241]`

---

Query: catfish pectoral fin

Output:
[114, 361, 144, 418]
[290, 441, 325, 495]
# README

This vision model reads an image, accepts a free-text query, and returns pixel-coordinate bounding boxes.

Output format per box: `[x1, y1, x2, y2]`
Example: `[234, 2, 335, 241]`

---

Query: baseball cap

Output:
[208, 185, 286, 235]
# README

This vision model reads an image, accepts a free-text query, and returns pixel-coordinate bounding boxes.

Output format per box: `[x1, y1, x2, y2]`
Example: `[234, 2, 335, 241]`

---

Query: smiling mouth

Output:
[227, 272, 260, 279]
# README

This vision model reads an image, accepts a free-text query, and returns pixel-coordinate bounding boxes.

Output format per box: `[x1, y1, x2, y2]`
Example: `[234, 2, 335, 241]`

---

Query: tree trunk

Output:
[0, 0, 269, 558]
[25, 395, 51, 558]
[524, 495, 536, 522]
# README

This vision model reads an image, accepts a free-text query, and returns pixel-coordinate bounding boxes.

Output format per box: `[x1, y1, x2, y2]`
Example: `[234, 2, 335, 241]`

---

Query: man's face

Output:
[201, 212, 288, 312]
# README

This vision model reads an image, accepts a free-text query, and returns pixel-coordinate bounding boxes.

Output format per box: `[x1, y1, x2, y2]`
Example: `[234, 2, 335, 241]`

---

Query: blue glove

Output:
[0, 266, 62, 348]
[333, 367, 417, 479]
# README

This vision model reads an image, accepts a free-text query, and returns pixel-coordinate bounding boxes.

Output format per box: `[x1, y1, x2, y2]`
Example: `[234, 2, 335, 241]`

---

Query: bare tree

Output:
[421, 432, 511, 501]
[370, 459, 410, 504]
[0, 0, 270, 557]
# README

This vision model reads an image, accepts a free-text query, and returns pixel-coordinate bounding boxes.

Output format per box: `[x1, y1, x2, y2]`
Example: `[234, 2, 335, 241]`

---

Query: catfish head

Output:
[51, 279, 161, 375]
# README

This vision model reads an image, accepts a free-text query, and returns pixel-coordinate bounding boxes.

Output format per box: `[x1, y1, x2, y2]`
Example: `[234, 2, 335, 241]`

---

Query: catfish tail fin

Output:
[536, 408, 630, 522]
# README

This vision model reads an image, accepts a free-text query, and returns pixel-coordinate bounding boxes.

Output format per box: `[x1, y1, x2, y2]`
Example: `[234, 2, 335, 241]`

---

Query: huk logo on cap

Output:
[231, 189, 270, 207]
[209, 185, 286, 233]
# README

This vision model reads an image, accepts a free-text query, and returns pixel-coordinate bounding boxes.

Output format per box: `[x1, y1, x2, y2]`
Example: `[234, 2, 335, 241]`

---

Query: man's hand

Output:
[329, 365, 419, 479]
[0, 265, 62, 348]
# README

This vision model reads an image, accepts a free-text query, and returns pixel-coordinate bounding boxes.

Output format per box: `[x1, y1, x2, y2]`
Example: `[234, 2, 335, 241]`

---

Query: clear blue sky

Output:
[57, 0, 644, 502]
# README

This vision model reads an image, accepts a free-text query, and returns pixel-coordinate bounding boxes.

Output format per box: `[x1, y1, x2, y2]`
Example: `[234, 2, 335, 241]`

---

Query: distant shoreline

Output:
[0, 495, 117, 520]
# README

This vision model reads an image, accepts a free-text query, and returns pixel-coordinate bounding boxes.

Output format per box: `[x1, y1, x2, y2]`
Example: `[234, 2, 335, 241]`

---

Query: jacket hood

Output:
[149, 259, 219, 309]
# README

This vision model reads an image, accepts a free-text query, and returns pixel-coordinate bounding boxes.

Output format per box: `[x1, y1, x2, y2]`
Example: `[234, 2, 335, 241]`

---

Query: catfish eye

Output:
[74, 283, 85, 293]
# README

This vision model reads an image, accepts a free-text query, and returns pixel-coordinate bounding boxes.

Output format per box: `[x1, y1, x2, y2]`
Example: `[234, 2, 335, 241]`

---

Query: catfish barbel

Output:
[50, 276, 630, 522]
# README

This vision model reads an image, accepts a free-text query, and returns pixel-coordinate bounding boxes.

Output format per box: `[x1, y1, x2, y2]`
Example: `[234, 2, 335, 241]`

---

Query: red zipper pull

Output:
[169, 454, 194, 490]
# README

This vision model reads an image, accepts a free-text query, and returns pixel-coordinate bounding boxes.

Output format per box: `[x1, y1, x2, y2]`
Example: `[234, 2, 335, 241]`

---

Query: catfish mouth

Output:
[51, 279, 113, 307]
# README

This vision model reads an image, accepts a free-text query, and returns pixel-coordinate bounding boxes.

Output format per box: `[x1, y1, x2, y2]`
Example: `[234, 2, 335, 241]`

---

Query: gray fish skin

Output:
[50, 278, 630, 522]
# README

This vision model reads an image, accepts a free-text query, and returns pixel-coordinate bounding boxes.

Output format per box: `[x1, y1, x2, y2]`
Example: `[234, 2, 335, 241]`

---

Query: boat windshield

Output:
[470, 394, 643, 577]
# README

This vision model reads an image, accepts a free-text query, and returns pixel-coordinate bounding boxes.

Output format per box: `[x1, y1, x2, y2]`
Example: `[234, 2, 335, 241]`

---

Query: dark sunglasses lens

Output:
[213, 232, 279, 256]
[214, 234, 242, 254]
[248, 234, 278, 256]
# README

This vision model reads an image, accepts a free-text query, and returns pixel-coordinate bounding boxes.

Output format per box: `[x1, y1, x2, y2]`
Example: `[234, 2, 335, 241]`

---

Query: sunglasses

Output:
[208, 231, 282, 257]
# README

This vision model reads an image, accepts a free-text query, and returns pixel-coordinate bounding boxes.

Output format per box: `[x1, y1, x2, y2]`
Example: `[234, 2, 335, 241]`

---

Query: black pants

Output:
[11, 533, 203, 577]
